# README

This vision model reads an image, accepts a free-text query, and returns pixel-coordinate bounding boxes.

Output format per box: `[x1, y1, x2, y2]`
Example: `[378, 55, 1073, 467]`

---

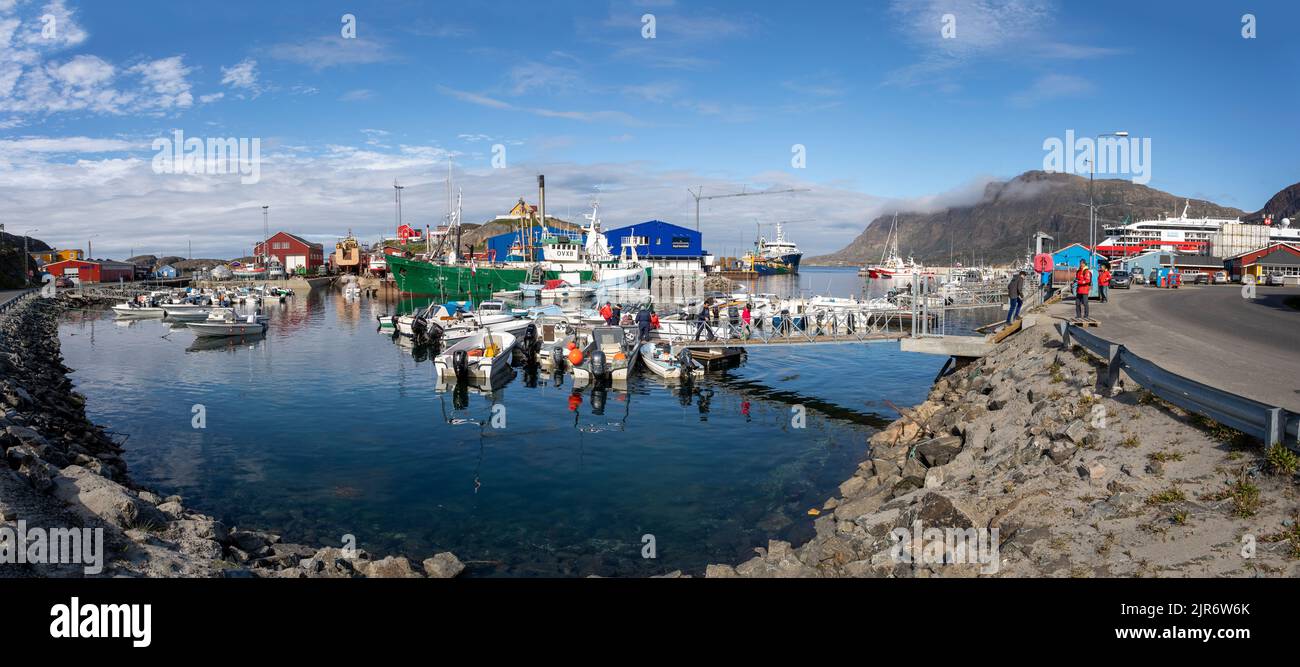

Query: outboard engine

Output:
[411, 317, 428, 344]
[452, 349, 470, 382]
[590, 349, 607, 378]
[552, 343, 566, 369]
[678, 349, 697, 381]
[521, 324, 538, 361]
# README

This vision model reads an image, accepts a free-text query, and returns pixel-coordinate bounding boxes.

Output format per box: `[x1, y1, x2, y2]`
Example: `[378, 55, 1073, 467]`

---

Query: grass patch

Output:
[1049, 361, 1065, 384]
[1265, 442, 1299, 476]
[1146, 487, 1186, 506]
[1147, 450, 1184, 463]
[1120, 436, 1141, 449]
[1188, 414, 1255, 448]
[1261, 524, 1300, 559]
[1170, 510, 1190, 525]
[1201, 475, 1262, 518]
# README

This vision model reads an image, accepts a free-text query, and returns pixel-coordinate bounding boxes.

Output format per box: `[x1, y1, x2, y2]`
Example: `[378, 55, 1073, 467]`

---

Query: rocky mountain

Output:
[808, 171, 1248, 266]
[1242, 181, 1300, 224]
[0, 232, 51, 289]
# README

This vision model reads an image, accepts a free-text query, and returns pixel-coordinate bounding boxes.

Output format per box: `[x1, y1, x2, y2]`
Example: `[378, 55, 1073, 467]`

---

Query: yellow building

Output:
[29, 249, 85, 264]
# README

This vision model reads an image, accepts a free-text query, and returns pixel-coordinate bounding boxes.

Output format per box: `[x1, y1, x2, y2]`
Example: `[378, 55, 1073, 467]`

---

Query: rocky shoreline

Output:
[706, 317, 1300, 577]
[0, 294, 464, 578]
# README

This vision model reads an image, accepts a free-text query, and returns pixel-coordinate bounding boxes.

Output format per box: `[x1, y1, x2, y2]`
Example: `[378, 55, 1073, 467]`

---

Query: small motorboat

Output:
[186, 308, 269, 337]
[163, 308, 212, 322]
[111, 300, 165, 318]
[571, 326, 640, 383]
[535, 315, 576, 370]
[639, 342, 703, 380]
[519, 282, 546, 298]
[539, 279, 594, 301]
[433, 330, 516, 382]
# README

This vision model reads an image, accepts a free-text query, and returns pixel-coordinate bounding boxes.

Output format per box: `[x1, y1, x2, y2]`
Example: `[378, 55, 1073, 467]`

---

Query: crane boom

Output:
[688, 186, 810, 231]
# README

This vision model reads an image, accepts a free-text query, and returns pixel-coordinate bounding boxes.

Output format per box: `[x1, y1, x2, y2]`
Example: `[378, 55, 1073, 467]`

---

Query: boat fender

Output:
[591, 350, 607, 376]
[452, 349, 470, 381]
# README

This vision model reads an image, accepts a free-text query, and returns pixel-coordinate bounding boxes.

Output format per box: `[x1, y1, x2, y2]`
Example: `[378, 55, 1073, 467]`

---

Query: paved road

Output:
[1047, 283, 1300, 412]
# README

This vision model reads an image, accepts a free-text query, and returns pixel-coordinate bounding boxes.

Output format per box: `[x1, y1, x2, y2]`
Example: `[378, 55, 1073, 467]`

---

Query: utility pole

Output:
[261, 205, 270, 265]
[394, 180, 405, 229]
[688, 186, 810, 231]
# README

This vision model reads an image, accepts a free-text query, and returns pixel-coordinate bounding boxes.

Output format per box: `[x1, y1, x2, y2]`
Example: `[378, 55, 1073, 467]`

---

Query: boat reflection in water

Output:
[186, 333, 266, 353]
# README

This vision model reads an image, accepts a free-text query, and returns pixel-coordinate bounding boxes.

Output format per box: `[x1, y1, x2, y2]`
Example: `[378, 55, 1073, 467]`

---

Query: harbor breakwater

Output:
[0, 294, 464, 578]
[706, 318, 1300, 578]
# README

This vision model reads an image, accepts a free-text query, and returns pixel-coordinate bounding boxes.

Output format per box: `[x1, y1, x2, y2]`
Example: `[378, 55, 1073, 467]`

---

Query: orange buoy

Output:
[467, 348, 484, 357]
[613, 352, 626, 361]
[566, 341, 577, 350]
[568, 349, 584, 365]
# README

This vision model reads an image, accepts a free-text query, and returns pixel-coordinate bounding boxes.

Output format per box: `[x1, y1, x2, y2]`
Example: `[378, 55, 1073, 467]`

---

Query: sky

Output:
[0, 0, 1297, 260]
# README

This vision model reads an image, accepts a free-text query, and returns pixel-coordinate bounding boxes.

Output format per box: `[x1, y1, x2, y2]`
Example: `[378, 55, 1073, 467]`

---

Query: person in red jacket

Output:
[1074, 260, 1092, 320]
[1098, 266, 1112, 302]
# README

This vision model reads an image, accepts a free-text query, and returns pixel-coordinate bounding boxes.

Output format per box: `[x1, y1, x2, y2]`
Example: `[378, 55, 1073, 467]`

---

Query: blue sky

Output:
[1, 0, 1297, 259]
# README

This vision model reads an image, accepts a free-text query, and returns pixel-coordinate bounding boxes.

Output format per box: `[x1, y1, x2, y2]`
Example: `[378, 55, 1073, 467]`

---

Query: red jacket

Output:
[1075, 269, 1092, 295]
[1099, 270, 1111, 287]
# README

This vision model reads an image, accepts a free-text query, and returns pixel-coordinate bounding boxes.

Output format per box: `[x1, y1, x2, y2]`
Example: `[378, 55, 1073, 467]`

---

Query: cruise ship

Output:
[1096, 202, 1298, 258]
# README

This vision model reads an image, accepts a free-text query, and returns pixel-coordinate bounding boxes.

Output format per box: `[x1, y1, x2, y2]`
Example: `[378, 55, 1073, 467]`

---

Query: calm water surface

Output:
[58, 268, 995, 576]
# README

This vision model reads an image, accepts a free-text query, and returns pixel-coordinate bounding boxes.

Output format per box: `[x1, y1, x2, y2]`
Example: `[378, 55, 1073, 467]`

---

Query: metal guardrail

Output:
[0, 288, 39, 315]
[1058, 322, 1297, 448]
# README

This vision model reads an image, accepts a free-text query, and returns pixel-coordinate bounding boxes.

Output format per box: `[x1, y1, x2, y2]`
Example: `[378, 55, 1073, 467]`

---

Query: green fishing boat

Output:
[386, 254, 599, 297]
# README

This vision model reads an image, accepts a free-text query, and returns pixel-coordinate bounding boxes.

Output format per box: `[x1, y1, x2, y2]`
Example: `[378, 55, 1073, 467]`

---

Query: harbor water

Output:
[58, 268, 999, 576]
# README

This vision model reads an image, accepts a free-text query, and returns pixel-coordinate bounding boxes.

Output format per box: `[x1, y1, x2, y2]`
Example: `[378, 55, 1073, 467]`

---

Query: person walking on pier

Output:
[1074, 260, 1092, 320]
[694, 298, 716, 341]
[636, 306, 653, 341]
[741, 302, 752, 338]
[1098, 265, 1112, 303]
[1005, 270, 1025, 325]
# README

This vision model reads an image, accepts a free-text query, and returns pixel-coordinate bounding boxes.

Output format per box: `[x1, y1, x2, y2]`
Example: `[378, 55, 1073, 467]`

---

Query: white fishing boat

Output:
[111, 303, 165, 318]
[639, 341, 702, 380]
[539, 280, 595, 301]
[570, 326, 640, 382]
[538, 199, 648, 291]
[434, 330, 516, 382]
[187, 308, 269, 337]
[162, 308, 212, 322]
[535, 315, 577, 370]
[863, 214, 927, 279]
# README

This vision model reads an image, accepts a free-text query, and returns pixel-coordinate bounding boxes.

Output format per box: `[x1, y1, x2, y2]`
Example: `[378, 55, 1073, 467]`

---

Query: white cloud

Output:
[220, 58, 258, 90]
[1008, 73, 1094, 107]
[339, 88, 374, 102]
[0, 2, 193, 115]
[0, 134, 897, 258]
[885, 0, 1122, 88]
[199, 92, 224, 104]
[438, 85, 644, 126]
[127, 56, 194, 110]
[268, 36, 394, 69]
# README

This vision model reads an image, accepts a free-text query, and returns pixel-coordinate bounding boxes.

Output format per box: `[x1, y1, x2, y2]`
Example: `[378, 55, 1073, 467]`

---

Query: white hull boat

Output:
[434, 331, 516, 382]
[571, 326, 640, 382]
[112, 304, 165, 318]
[640, 342, 702, 380]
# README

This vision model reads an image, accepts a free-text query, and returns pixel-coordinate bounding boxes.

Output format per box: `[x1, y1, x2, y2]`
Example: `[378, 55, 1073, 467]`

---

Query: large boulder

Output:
[51, 465, 166, 529]
[422, 552, 465, 578]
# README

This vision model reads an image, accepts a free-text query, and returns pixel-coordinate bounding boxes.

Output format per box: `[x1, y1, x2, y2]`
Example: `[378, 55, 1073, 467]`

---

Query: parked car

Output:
[1191, 272, 1209, 285]
[1129, 267, 1146, 285]
[1110, 270, 1131, 289]
[1212, 271, 1229, 284]
[1265, 272, 1287, 286]
[54, 276, 74, 288]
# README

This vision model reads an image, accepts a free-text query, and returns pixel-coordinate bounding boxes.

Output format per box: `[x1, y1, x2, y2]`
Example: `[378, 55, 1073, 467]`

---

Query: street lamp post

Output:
[1089, 131, 1129, 269]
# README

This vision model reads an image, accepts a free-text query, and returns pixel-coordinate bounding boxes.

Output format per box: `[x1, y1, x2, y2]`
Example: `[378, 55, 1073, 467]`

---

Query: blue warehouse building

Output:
[602, 220, 707, 271]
